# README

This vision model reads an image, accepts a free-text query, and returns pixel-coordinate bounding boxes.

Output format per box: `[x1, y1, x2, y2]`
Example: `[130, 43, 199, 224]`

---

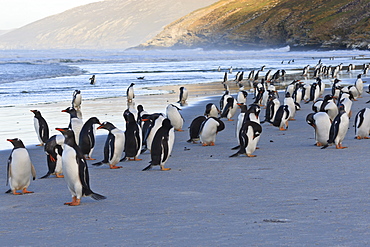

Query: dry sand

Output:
[1, 79, 370, 246]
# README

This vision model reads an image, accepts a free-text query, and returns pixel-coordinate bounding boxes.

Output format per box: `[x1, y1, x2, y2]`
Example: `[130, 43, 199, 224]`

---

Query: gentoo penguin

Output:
[272, 105, 290, 131]
[306, 112, 331, 146]
[122, 109, 142, 161]
[237, 84, 248, 105]
[72, 90, 82, 119]
[79, 117, 101, 160]
[6, 138, 36, 195]
[322, 104, 349, 149]
[283, 92, 297, 120]
[142, 118, 174, 171]
[338, 92, 353, 118]
[220, 89, 230, 111]
[354, 74, 364, 97]
[56, 128, 106, 206]
[199, 117, 225, 146]
[354, 108, 370, 139]
[332, 79, 342, 99]
[61, 107, 83, 145]
[178, 87, 188, 106]
[230, 121, 262, 157]
[204, 103, 220, 118]
[40, 134, 65, 178]
[187, 116, 207, 143]
[319, 94, 338, 121]
[145, 114, 165, 151]
[263, 93, 280, 124]
[136, 104, 147, 126]
[166, 104, 184, 131]
[126, 83, 135, 103]
[220, 97, 238, 121]
[89, 75, 96, 85]
[92, 122, 125, 169]
[30, 110, 49, 146]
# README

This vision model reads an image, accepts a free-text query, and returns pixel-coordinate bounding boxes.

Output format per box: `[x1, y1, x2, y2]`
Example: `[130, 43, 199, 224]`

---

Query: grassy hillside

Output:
[139, 0, 370, 50]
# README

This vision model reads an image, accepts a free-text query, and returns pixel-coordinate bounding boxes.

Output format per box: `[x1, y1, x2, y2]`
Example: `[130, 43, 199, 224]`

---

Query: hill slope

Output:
[138, 0, 370, 50]
[0, 0, 217, 50]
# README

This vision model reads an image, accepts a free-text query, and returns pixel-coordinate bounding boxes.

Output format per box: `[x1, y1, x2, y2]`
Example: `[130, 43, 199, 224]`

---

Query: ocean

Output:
[1, 47, 370, 149]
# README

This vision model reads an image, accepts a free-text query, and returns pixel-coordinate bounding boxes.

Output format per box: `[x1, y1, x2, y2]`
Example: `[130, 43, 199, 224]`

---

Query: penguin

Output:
[306, 112, 331, 146]
[187, 116, 207, 143]
[204, 103, 220, 118]
[61, 107, 83, 145]
[319, 94, 338, 121]
[220, 89, 230, 111]
[72, 90, 83, 119]
[332, 79, 342, 99]
[79, 117, 101, 160]
[354, 108, 370, 139]
[40, 134, 65, 179]
[220, 97, 238, 121]
[230, 121, 262, 157]
[144, 113, 165, 151]
[142, 118, 174, 171]
[166, 104, 184, 131]
[178, 87, 188, 106]
[6, 138, 36, 195]
[127, 83, 135, 103]
[263, 93, 280, 124]
[322, 104, 349, 149]
[354, 74, 364, 97]
[122, 109, 142, 161]
[89, 75, 96, 85]
[30, 110, 49, 146]
[236, 84, 248, 105]
[136, 104, 147, 126]
[338, 92, 353, 118]
[92, 122, 125, 169]
[283, 92, 297, 120]
[272, 105, 290, 131]
[199, 117, 225, 146]
[56, 128, 106, 206]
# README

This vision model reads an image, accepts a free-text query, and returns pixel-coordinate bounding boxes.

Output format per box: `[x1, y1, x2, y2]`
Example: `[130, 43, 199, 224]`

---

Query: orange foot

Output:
[202, 143, 208, 146]
[176, 129, 184, 132]
[227, 119, 234, 121]
[128, 158, 142, 161]
[316, 142, 323, 147]
[64, 196, 80, 206]
[279, 127, 287, 131]
[13, 190, 22, 195]
[22, 188, 34, 194]
[36, 144, 43, 146]
[55, 173, 64, 178]
[161, 167, 171, 171]
[110, 165, 122, 169]
[336, 144, 348, 149]
[85, 157, 96, 160]
[247, 154, 257, 157]
[356, 136, 362, 140]
[210, 142, 215, 146]
[289, 118, 296, 121]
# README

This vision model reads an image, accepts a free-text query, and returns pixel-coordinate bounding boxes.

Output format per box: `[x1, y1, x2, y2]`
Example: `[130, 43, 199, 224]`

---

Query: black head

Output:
[123, 109, 136, 123]
[7, 138, 25, 148]
[162, 118, 173, 129]
[61, 107, 78, 118]
[97, 121, 116, 131]
[358, 74, 362, 79]
[30, 109, 42, 117]
[88, 117, 101, 125]
[137, 105, 144, 112]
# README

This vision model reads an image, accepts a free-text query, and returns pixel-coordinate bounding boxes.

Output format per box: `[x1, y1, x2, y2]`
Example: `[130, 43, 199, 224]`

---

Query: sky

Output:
[0, 0, 102, 30]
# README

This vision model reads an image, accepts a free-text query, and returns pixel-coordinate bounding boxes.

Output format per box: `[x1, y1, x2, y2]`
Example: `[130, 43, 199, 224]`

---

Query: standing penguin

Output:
[272, 105, 290, 131]
[142, 118, 174, 171]
[6, 138, 36, 194]
[354, 108, 370, 139]
[89, 75, 96, 85]
[237, 84, 248, 105]
[354, 74, 364, 97]
[230, 121, 262, 157]
[306, 112, 331, 147]
[61, 107, 84, 145]
[40, 134, 65, 178]
[199, 117, 225, 146]
[283, 92, 297, 120]
[56, 128, 106, 206]
[127, 83, 135, 103]
[220, 97, 238, 121]
[145, 114, 165, 151]
[322, 104, 349, 149]
[204, 103, 220, 118]
[30, 110, 49, 146]
[122, 110, 142, 161]
[187, 116, 207, 143]
[72, 90, 82, 119]
[92, 122, 125, 169]
[79, 117, 101, 160]
[166, 104, 184, 131]
[178, 87, 188, 106]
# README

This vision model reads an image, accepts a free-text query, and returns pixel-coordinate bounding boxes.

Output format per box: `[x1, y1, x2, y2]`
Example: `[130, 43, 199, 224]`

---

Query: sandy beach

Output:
[1, 78, 370, 246]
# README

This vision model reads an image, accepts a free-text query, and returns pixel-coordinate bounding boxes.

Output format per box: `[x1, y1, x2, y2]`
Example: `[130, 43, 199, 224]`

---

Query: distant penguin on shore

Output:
[178, 87, 188, 106]
[6, 138, 36, 195]
[72, 90, 82, 119]
[89, 75, 96, 85]
[127, 83, 135, 103]
[142, 118, 174, 171]
[30, 110, 49, 146]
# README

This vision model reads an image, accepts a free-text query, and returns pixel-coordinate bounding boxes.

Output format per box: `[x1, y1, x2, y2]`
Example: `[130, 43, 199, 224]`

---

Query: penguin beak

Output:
[6, 139, 14, 142]
[61, 109, 67, 112]
[97, 125, 103, 130]
[55, 128, 65, 132]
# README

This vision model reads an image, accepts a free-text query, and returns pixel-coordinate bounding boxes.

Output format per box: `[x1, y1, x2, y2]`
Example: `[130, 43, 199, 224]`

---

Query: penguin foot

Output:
[279, 127, 287, 131]
[210, 142, 215, 146]
[176, 129, 184, 132]
[65, 197, 80, 206]
[160, 167, 171, 171]
[109, 165, 122, 169]
[128, 158, 142, 161]
[336, 145, 347, 149]
[227, 119, 234, 121]
[55, 173, 64, 178]
[22, 188, 34, 194]
[289, 118, 296, 121]
[36, 143, 43, 146]
[13, 190, 22, 195]
[247, 154, 257, 157]
[85, 157, 96, 160]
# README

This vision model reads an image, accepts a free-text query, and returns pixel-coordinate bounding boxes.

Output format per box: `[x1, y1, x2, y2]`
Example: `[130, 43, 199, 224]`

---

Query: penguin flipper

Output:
[39, 172, 52, 179]
[229, 152, 239, 157]
[231, 145, 240, 150]
[142, 164, 152, 171]
[91, 161, 104, 166]
[31, 164, 36, 180]
[321, 144, 329, 149]
[91, 192, 106, 201]
[5, 189, 11, 194]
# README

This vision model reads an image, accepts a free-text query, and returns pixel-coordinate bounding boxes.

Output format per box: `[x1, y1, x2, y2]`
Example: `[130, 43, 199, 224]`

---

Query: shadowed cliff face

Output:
[0, 0, 217, 50]
[138, 0, 370, 50]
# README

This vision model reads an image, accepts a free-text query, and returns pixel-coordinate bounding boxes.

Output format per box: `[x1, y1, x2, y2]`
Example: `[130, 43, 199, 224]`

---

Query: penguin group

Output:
[5, 60, 370, 207]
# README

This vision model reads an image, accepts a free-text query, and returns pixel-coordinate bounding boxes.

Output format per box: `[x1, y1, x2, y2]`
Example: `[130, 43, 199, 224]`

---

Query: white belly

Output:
[9, 149, 32, 191]
[62, 145, 83, 198]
